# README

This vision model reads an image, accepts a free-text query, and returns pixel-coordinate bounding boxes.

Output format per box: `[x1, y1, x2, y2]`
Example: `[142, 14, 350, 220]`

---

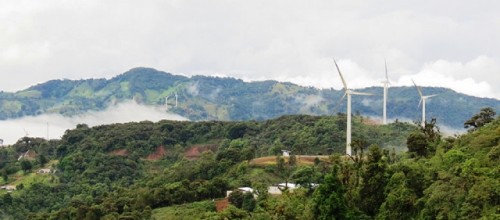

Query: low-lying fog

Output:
[0, 101, 187, 145]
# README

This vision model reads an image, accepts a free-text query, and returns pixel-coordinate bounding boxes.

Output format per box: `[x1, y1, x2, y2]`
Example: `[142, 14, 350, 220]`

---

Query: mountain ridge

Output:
[1, 67, 499, 128]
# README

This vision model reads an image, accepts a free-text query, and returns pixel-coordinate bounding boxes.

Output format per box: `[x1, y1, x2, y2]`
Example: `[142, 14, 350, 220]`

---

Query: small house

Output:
[1, 185, 16, 191]
[282, 150, 291, 157]
[268, 182, 318, 195]
[37, 168, 52, 174]
[226, 187, 256, 198]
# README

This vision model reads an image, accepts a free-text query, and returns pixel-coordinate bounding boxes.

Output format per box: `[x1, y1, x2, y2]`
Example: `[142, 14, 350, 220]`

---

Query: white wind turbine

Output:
[381, 60, 390, 125]
[165, 96, 170, 111]
[174, 92, 178, 107]
[333, 59, 373, 156]
[412, 79, 437, 127]
[165, 92, 179, 111]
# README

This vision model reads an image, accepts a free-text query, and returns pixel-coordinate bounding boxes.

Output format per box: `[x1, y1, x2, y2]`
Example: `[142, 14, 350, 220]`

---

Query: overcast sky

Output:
[1, 0, 500, 99]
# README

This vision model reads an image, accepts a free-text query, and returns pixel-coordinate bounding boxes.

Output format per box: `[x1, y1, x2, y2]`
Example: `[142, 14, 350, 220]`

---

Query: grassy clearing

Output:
[249, 155, 331, 166]
[0, 160, 59, 196]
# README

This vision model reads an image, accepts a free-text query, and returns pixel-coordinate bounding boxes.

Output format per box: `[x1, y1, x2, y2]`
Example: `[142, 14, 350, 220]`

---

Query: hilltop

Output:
[1, 67, 499, 128]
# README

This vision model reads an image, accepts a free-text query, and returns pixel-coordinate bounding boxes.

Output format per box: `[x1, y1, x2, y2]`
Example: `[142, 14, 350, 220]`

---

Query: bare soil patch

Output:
[184, 144, 217, 160]
[110, 149, 129, 156]
[146, 146, 167, 160]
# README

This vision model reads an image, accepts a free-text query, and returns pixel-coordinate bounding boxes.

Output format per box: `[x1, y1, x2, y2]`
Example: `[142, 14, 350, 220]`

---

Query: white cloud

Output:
[0, 0, 499, 99]
[0, 101, 187, 145]
[396, 56, 500, 98]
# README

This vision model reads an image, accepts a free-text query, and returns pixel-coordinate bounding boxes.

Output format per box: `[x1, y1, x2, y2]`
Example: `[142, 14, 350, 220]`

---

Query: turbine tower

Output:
[333, 59, 373, 156]
[381, 60, 390, 124]
[412, 79, 437, 127]
[174, 92, 178, 107]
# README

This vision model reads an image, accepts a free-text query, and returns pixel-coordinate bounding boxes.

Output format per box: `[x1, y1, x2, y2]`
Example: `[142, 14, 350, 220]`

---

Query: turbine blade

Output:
[333, 59, 348, 90]
[412, 79, 423, 97]
[385, 59, 390, 83]
[425, 94, 438, 98]
[418, 98, 422, 107]
[332, 93, 347, 114]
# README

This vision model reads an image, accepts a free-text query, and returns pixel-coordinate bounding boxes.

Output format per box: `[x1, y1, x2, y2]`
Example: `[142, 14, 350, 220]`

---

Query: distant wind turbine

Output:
[333, 59, 373, 156]
[412, 79, 438, 127]
[165, 92, 179, 111]
[165, 96, 170, 111]
[381, 60, 390, 125]
[174, 92, 178, 107]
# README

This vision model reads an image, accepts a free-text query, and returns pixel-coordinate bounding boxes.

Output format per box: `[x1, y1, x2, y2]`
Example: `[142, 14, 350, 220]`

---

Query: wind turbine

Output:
[174, 92, 178, 107]
[165, 96, 170, 111]
[381, 60, 390, 124]
[333, 59, 373, 156]
[412, 79, 437, 127]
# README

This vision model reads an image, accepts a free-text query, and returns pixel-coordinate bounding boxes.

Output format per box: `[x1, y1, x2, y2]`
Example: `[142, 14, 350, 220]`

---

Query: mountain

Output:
[1, 67, 499, 128]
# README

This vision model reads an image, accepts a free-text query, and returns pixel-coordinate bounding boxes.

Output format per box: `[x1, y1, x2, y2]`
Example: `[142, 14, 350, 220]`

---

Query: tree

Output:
[38, 154, 48, 167]
[241, 192, 256, 212]
[20, 160, 32, 173]
[464, 107, 496, 132]
[359, 145, 388, 217]
[407, 119, 441, 158]
[1, 169, 7, 182]
[291, 166, 318, 192]
[377, 172, 418, 220]
[228, 190, 245, 209]
[407, 132, 428, 157]
[311, 169, 348, 220]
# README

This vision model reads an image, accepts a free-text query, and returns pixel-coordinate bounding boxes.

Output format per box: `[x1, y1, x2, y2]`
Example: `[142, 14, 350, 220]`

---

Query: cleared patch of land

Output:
[249, 155, 331, 166]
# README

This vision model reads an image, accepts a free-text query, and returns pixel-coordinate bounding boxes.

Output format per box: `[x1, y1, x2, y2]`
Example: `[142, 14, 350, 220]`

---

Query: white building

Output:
[226, 187, 256, 198]
[268, 182, 318, 195]
[37, 168, 52, 174]
[281, 150, 291, 157]
[1, 185, 16, 191]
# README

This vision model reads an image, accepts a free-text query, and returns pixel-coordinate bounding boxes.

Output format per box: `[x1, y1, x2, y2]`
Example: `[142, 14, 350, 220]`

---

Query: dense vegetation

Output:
[1, 67, 499, 128]
[0, 109, 499, 219]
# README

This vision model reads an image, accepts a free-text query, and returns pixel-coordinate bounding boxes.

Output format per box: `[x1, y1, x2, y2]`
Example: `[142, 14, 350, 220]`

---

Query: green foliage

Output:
[151, 201, 216, 220]
[228, 190, 245, 208]
[464, 107, 496, 132]
[377, 172, 418, 220]
[0, 113, 499, 219]
[407, 119, 441, 158]
[311, 170, 349, 220]
[20, 160, 32, 173]
[358, 145, 388, 216]
[241, 192, 256, 212]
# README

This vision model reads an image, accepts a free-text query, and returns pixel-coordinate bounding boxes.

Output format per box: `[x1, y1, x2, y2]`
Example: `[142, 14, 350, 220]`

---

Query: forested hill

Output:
[1, 67, 499, 128]
[0, 109, 498, 219]
[0, 114, 415, 219]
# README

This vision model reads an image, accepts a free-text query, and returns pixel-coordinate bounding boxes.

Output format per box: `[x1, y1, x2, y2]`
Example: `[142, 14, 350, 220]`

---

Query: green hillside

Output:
[1, 67, 499, 128]
[0, 114, 414, 219]
[0, 110, 498, 219]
